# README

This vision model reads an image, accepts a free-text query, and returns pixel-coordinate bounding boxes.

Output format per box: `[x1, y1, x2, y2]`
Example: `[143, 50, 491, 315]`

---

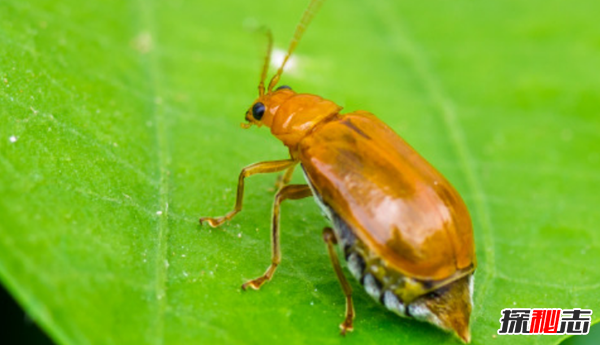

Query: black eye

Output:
[276, 85, 291, 91]
[252, 102, 265, 120]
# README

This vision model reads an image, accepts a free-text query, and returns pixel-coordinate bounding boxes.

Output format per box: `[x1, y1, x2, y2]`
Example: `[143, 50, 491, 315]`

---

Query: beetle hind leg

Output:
[241, 184, 312, 290]
[323, 227, 355, 335]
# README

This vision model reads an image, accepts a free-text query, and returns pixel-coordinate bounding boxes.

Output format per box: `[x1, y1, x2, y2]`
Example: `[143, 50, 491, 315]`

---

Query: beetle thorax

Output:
[255, 90, 342, 150]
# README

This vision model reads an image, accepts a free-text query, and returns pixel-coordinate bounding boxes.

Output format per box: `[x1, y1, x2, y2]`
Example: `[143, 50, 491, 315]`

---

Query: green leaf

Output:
[1, 0, 598, 344]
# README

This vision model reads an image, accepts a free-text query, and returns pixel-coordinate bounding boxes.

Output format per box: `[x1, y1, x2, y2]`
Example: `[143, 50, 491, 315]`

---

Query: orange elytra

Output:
[199, 0, 476, 342]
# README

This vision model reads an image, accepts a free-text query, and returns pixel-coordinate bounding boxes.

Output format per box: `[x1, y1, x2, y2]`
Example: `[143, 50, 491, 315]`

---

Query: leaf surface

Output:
[1, 0, 599, 344]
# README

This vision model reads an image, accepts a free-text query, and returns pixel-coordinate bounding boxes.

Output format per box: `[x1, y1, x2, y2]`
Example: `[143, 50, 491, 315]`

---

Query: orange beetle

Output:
[200, 0, 476, 342]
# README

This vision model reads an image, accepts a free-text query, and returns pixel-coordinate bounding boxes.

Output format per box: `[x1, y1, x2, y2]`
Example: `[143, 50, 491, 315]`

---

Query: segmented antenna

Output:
[258, 28, 273, 96]
[267, 0, 326, 92]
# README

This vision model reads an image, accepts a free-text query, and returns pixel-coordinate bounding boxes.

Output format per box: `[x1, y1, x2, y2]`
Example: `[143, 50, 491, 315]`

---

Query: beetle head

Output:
[408, 275, 474, 343]
[242, 86, 296, 129]
[243, 87, 341, 149]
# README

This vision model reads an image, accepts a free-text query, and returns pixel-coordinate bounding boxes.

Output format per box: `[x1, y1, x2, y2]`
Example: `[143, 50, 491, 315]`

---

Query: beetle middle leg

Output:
[199, 159, 297, 227]
[323, 227, 355, 336]
[242, 184, 312, 290]
[273, 164, 296, 191]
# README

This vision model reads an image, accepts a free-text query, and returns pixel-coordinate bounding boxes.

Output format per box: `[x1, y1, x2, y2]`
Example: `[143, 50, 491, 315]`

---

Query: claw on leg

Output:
[199, 213, 233, 227]
[340, 319, 354, 336]
[241, 264, 277, 290]
[323, 227, 355, 335]
[338, 294, 355, 336]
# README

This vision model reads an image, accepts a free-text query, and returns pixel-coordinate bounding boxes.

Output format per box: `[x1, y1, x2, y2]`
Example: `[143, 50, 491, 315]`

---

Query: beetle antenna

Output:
[267, 0, 325, 92]
[258, 27, 273, 96]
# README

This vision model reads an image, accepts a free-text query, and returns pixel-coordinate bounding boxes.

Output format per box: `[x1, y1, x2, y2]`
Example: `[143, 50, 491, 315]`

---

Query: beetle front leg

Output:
[323, 227, 355, 336]
[199, 159, 297, 227]
[242, 184, 312, 290]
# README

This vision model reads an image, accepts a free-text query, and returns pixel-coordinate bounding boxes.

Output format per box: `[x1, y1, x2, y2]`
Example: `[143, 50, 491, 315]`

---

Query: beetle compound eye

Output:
[252, 102, 265, 120]
[276, 85, 292, 91]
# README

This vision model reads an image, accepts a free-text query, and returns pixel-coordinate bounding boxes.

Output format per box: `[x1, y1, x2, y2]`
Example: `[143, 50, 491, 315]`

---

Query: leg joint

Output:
[323, 227, 338, 245]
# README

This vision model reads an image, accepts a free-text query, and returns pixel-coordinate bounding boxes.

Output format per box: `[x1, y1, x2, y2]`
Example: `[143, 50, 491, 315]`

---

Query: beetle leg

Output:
[242, 184, 312, 290]
[273, 164, 297, 190]
[199, 159, 297, 227]
[323, 227, 355, 336]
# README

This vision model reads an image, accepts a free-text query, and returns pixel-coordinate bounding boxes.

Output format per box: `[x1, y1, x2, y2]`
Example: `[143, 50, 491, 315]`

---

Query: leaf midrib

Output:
[132, 0, 171, 344]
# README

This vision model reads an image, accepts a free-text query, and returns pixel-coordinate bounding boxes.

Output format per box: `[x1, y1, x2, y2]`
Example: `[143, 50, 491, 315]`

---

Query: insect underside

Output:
[304, 167, 474, 320]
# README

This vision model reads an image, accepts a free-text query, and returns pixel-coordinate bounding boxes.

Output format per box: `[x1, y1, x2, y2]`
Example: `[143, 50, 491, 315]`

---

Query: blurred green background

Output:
[0, 0, 598, 344]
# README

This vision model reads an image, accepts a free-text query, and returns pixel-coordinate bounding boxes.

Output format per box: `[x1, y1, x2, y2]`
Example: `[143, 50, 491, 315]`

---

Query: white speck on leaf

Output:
[9, 136, 17, 143]
[156, 211, 162, 215]
[181, 254, 186, 258]
[238, 233, 242, 238]
[183, 271, 188, 277]
[164, 260, 169, 268]
[132, 31, 153, 54]
[271, 48, 297, 73]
